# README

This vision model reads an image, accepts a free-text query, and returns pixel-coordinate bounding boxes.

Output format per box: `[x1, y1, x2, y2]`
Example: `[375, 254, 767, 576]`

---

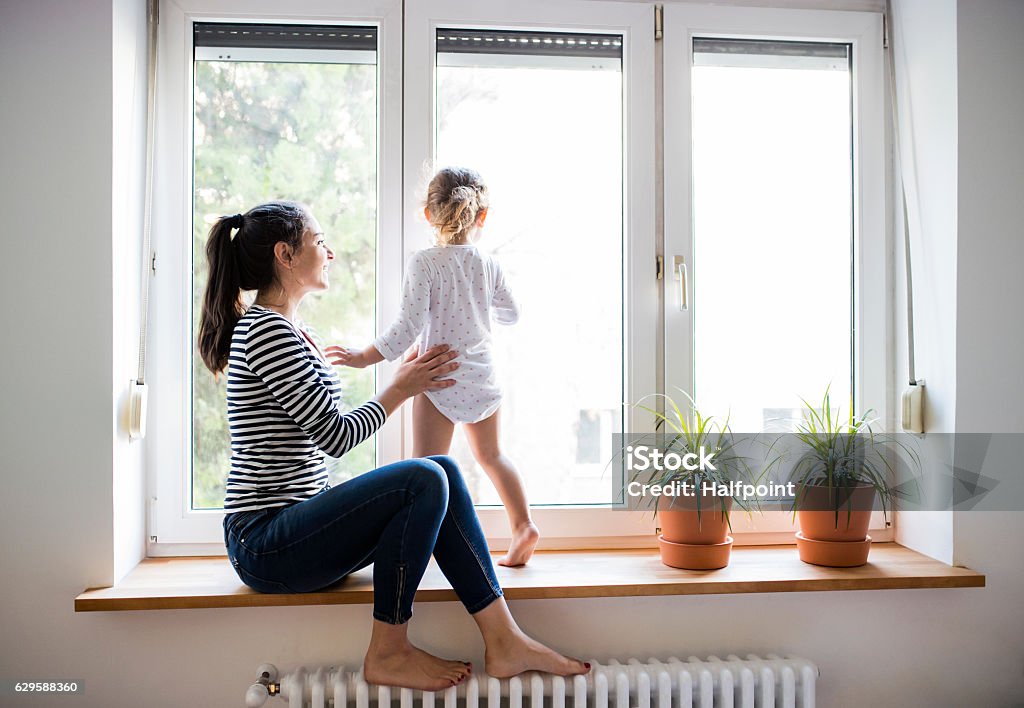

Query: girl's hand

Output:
[326, 345, 384, 369]
[326, 345, 367, 369]
[392, 345, 460, 398]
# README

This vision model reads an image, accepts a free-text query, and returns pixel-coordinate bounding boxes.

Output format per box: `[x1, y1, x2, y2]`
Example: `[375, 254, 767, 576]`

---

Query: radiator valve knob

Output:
[247, 663, 281, 707]
[245, 683, 269, 707]
[257, 663, 279, 683]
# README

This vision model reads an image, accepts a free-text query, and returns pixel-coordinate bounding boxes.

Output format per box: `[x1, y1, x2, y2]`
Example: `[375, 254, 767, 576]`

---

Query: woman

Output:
[198, 201, 588, 691]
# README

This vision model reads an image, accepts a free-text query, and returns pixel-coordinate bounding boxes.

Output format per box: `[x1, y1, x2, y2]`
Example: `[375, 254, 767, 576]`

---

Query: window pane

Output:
[434, 29, 624, 506]
[191, 43, 377, 510]
[691, 39, 853, 431]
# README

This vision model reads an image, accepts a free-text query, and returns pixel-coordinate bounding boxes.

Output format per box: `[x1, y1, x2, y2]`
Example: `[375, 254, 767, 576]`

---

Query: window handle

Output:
[674, 256, 688, 311]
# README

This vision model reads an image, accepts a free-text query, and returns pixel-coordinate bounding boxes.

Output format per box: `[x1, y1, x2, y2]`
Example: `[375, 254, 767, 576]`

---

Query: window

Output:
[433, 27, 625, 506]
[402, 0, 655, 542]
[150, 0, 402, 547]
[190, 22, 379, 510]
[663, 6, 889, 535]
[150, 0, 887, 551]
[690, 38, 854, 431]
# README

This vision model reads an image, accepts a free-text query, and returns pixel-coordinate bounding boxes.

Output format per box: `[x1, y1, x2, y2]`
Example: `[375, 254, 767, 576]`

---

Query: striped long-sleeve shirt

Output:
[223, 305, 386, 513]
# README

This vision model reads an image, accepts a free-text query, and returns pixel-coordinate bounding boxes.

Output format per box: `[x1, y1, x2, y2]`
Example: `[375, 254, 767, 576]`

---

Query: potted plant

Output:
[783, 388, 915, 567]
[631, 393, 756, 570]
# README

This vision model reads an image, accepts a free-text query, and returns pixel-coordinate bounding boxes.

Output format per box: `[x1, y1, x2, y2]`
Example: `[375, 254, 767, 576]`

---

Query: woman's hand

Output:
[393, 345, 460, 397]
[326, 345, 384, 369]
[374, 345, 459, 417]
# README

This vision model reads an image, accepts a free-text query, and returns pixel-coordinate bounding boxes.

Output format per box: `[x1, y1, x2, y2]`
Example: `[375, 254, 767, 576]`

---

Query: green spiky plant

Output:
[631, 391, 758, 531]
[780, 386, 919, 525]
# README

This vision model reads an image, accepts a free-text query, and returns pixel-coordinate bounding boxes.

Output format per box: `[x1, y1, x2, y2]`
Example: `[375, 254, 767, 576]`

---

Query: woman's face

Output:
[289, 213, 334, 293]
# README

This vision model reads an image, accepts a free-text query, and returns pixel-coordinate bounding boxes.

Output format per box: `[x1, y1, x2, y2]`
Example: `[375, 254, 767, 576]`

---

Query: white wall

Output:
[888, 0, 959, 562]
[111, 0, 149, 583]
[950, 0, 1024, 697]
[889, 0, 959, 437]
[954, 1, 1024, 435]
[1, 0, 1022, 705]
[0, 0, 116, 623]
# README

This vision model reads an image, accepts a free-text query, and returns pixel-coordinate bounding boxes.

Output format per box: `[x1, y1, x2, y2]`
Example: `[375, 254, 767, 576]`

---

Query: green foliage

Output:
[190, 60, 378, 509]
[631, 390, 757, 523]
[777, 386, 919, 518]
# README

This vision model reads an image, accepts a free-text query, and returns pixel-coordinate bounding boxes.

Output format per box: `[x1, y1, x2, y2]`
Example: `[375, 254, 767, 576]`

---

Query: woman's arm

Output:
[245, 315, 388, 458]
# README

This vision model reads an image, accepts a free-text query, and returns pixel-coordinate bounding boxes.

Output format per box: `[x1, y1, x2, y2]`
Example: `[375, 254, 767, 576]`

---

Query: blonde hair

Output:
[424, 167, 489, 245]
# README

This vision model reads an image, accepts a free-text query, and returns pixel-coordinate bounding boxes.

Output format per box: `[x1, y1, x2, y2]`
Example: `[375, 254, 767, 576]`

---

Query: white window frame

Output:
[404, 0, 658, 548]
[662, 5, 892, 540]
[147, 0, 892, 555]
[148, 0, 403, 552]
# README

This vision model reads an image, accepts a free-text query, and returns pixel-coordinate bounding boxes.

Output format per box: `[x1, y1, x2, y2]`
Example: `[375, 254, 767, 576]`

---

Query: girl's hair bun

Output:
[449, 184, 477, 203]
[425, 167, 489, 245]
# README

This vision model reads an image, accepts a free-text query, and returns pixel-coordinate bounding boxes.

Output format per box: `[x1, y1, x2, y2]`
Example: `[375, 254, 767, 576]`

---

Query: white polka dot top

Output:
[373, 244, 519, 424]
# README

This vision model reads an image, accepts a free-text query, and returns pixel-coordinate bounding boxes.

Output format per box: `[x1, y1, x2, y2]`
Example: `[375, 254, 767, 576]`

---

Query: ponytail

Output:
[197, 201, 308, 374]
[198, 215, 244, 375]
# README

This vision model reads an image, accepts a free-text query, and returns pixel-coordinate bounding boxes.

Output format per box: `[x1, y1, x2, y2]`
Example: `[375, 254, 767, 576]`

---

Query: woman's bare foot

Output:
[484, 627, 589, 679]
[498, 522, 540, 567]
[363, 644, 471, 691]
[364, 619, 471, 690]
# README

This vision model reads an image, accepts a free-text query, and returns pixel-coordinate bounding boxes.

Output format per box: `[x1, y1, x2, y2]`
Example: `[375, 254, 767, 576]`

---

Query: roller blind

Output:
[693, 38, 850, 71]
[193, 22, 377, 51]
[193, 22, 377, 64]
[436, 28, 622, 59]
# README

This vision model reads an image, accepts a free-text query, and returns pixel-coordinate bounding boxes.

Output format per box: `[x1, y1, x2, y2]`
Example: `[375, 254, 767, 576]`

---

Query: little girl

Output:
[337, 167, 538, 566]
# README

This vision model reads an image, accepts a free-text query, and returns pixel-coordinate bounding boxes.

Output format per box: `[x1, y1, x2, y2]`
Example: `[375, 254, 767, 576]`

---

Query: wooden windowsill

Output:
[75, 543, 984, 612]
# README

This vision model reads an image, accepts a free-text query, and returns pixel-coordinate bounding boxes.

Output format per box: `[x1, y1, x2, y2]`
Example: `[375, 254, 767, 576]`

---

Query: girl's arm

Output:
[372, 252, 434, 360]
[326, 343, 385, 369]
[491, 259, 520, 325]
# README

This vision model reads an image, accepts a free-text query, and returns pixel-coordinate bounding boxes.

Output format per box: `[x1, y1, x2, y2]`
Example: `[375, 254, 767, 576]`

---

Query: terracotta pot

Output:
[658, 495, 733, 545]
[656, 494, 733, 569]
[796, 532, 872, 567]
[658, 535, 733, 570]
[796, 484, 876, 542]
[795, 485, 876, 567]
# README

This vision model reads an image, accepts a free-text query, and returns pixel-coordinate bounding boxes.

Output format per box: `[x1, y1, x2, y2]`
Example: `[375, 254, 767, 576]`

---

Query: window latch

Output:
[674, 256, 688, 311]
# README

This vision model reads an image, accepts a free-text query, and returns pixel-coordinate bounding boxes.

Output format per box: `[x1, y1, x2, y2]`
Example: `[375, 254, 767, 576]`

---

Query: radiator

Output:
[246, 656, 818, 708]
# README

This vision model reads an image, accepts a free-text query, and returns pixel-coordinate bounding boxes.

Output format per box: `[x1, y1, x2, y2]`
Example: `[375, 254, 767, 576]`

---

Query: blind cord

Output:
[885, 1, 918, 387]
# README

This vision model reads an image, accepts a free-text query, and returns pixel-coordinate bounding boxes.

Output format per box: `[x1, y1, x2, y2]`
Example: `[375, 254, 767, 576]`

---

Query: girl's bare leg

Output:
[464, 409, 539, 567]
[471, 597, 589, 678]
[412, 394, 456, 457]
[363, 619, 472, 690]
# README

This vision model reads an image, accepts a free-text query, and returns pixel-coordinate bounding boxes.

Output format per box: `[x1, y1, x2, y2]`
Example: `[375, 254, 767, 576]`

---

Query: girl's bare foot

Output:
[484, 627, 589, 679]
[498, 522, 540, 567]
[364, 644, 471, 691]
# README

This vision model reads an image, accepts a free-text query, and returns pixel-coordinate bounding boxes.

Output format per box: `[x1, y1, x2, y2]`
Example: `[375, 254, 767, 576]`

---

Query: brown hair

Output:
[197, 200, 309, 374]
[424, 167, 489, 245]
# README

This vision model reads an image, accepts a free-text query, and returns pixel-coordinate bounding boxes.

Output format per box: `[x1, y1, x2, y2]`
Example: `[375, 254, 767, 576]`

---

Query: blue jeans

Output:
[223, 455, 503, 624]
